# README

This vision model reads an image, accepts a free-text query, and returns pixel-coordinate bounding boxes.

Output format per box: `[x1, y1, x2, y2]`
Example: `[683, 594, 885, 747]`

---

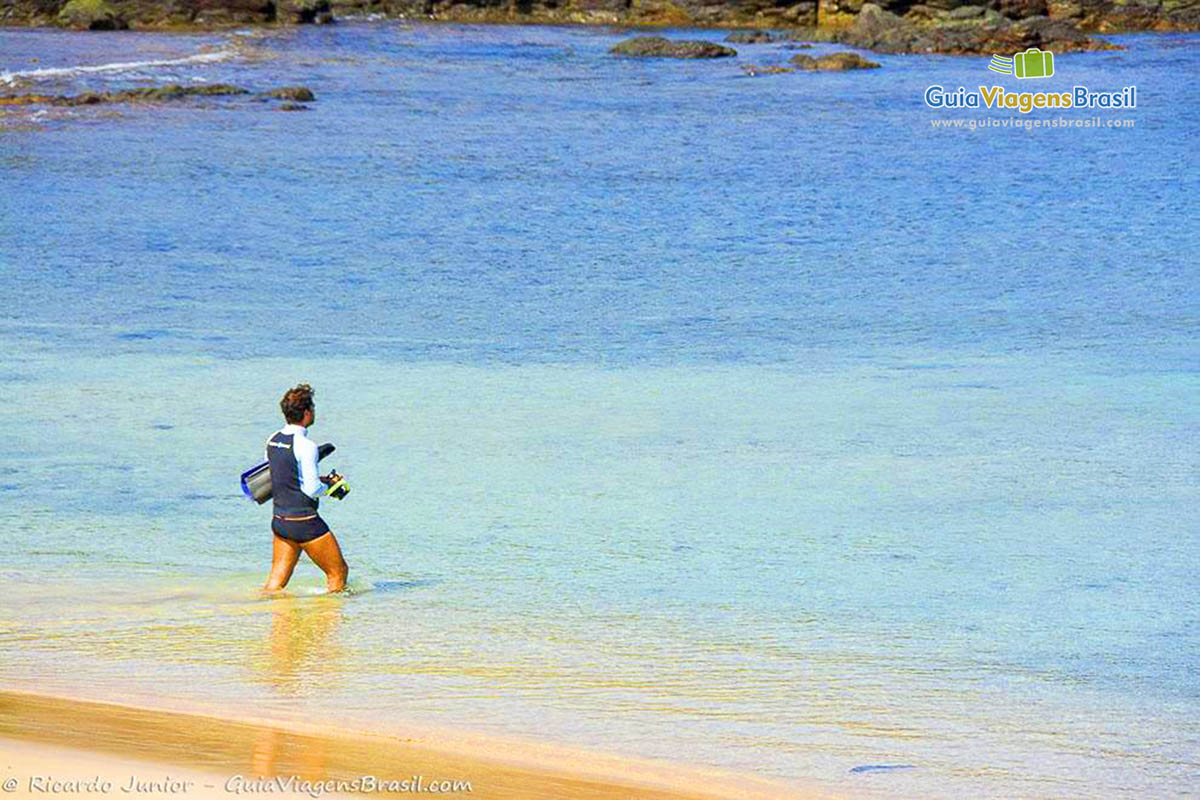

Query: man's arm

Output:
[295, 436, 328, 499]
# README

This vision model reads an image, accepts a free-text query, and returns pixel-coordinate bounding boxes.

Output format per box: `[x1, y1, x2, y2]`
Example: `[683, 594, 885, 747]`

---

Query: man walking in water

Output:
[263, 383, 350, 593]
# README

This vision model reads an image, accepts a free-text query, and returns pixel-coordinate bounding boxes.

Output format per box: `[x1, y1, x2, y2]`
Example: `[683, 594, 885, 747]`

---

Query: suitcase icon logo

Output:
[989, 48, 1055, 79]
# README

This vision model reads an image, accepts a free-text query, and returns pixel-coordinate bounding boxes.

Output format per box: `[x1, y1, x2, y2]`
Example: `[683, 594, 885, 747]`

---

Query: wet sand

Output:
[0, 690, 832, 800]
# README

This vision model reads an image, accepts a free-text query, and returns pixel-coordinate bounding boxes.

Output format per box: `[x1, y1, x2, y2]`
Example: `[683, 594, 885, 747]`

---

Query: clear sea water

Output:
[1, 21, 1197, 798]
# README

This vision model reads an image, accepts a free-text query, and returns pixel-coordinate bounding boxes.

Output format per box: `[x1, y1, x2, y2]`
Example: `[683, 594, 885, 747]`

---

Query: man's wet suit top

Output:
[266, 424, 326, 516]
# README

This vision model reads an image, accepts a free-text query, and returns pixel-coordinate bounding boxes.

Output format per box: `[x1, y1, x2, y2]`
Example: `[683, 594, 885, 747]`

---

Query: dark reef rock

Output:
[790, 49, 881, 68]
[740, 62, 796, 74]
[6, 0, 333, 27]
[259, 86, 317, 101]
[280, 0, 334, 23]
[82, 83, 250, 102]
[610, 36, 738, 57]
[57, 0, 128, 28]
[725, 28, 780, 42]
[830, 2, 1117, 52]
[824, 0, 1198, 27]
[0, 83, 324, 108]
[1, 0, 1193, 48]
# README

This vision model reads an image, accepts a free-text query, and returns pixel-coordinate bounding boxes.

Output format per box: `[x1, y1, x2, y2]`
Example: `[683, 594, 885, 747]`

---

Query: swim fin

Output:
[240, 443, 335, 504]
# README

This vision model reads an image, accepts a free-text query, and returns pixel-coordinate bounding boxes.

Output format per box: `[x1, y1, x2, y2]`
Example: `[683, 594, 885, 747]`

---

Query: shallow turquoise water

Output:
[1, 22, 1198, 798]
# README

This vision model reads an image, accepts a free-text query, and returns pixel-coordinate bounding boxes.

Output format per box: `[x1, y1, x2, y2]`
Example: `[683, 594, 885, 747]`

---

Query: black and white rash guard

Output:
[266, 423, 326, 516]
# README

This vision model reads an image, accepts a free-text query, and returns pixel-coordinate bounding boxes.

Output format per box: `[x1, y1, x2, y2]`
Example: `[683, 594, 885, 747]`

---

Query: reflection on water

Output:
[254, 596, 346, 698]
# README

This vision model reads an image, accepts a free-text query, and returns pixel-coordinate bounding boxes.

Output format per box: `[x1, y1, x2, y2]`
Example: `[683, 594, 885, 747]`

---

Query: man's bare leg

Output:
[300, 531, 349, 593]
[264, 535, 302, 591]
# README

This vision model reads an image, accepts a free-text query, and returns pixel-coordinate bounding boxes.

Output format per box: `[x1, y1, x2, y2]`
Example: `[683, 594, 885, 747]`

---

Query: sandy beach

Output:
[0, 690, 829, 800]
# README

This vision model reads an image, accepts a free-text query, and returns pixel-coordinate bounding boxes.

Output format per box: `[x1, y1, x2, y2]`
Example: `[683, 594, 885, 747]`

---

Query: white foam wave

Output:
[0, 50, 234, 85]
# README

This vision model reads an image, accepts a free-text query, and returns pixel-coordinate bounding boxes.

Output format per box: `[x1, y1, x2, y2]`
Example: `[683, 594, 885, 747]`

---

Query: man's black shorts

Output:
[271, 514, 330, 544]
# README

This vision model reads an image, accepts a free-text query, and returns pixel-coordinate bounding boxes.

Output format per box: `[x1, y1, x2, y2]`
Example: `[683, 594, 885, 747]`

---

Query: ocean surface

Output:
[1, 20, 1198, 798]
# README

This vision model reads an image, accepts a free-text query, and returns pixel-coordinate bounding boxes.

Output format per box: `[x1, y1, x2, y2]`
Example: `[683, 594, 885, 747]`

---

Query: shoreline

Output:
[5, 15, 1200, 34]
[4, 12, 1196, 63]
[2, 10, 1199, 39]
[0, 688, 835, 800]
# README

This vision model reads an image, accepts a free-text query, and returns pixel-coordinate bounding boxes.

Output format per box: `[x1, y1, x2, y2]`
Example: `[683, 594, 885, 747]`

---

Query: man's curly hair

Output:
[280, 383, 315, 424]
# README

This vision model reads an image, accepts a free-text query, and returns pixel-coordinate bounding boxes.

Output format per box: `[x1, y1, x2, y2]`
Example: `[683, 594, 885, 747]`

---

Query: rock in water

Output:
[121, 84, 249, 100]
[56, 0, 127, 29]
[190, 0, 277, 26]
[260, 86, 317, 102]
[832, 2, 1116, 53]
[610, 37, 738, 58]
[790, 51, 882, 69]
[2, 84, 252, 107]
[3, 0, 1192, 40]
[725, 29, 779, 43]
[740, 63, 796, 75]
[280, 0, 335, 23]
[834, 4, 928, 52]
